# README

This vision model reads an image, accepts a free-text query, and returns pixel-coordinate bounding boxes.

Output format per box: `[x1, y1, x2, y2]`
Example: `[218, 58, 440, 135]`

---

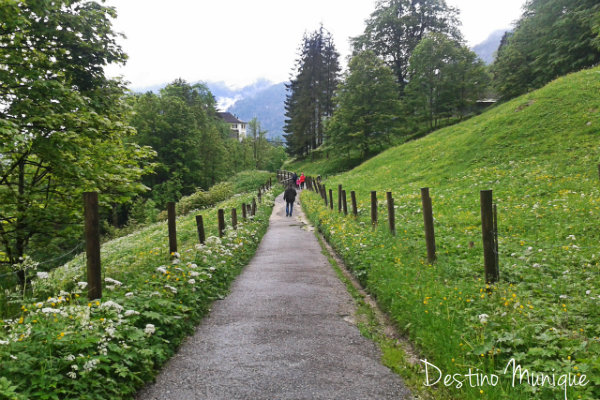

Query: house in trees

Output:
[218, 112, 247, 141]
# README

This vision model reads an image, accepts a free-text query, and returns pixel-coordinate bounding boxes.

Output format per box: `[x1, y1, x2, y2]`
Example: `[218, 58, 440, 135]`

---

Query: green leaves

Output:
[0, 0, 154, 270]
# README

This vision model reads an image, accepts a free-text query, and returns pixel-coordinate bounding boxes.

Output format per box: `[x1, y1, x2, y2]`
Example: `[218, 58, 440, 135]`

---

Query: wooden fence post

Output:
[351, 191, 358, 217]
[480, 190, 498, 283]
[242, 203, 247, 220]
[232, 208, 238, 230]
[195, 215, 205, 244]
[167, 201, 177, 254]
[252, 198, 257, 216]
[338, 185, 342, 212]
[371, 191, 378, 227]
[84, 192, 101, 300]
[386, 192, 395, 236]
[421, 188, 436, 263]
[329, 189, 334, 210]
[218, 209, 225, 237]
[342, 190, 348, 216]
[258, 188, 262, 203]
[323, 185, 328, 207]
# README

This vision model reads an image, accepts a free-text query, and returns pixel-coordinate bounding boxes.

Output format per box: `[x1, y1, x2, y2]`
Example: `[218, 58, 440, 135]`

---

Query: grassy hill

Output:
[301, 67, 600, 399]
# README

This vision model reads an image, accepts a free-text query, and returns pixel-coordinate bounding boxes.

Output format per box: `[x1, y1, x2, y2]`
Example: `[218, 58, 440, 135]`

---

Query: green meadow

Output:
[299, 67, 600, 399]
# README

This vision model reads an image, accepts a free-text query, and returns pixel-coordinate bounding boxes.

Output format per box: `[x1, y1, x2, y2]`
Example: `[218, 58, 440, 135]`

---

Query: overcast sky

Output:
[104, 0, 527, 90]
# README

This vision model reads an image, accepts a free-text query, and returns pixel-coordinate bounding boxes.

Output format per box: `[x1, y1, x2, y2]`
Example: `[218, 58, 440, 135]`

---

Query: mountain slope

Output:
[472, 29, 507, 64]
[300, 67, 600, 399]
[227, 82, 287, 140]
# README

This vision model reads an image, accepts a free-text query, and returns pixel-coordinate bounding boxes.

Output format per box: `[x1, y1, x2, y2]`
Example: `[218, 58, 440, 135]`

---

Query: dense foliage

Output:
[0, 0, 155, 281]
[284, 26, 340, 157]
[325, 51, 402, 157]
[405, 33, 489, 129]
[130, 81, 286, 212]
[351, 0, 461, 94]
[491, 0, 600, 100]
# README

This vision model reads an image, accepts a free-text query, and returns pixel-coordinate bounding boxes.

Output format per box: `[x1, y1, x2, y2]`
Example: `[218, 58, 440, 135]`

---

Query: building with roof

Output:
[217, 112, 247, 141]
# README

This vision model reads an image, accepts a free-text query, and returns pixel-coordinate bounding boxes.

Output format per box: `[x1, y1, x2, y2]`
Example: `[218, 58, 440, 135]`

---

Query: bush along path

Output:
[135, 191, 410, 400]
[0, 188, 275, 400]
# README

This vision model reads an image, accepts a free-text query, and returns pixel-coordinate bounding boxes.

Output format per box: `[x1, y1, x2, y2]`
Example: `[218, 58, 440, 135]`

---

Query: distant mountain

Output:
[226, 82, 287, 140]
[472, 29, 508, 65]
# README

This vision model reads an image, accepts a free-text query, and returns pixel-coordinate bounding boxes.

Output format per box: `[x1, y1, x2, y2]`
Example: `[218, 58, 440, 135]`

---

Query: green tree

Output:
[351, 0, 461, 94]
[248, 117, 269, 169]
[284, 26, 340, 157]
[492, 0, 600, 100]
[325, 51, 402, 157]
[405, 33, 489, 129]
[0, 0, 154, 279]
[130, 80, 229, 206]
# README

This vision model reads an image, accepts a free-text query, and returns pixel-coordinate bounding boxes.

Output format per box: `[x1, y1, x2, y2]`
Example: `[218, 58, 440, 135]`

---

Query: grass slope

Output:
[301, 67, 600, 399]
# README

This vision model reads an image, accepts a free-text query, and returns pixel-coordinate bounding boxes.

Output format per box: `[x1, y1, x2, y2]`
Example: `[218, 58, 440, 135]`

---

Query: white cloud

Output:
[104, 0, 526, 89]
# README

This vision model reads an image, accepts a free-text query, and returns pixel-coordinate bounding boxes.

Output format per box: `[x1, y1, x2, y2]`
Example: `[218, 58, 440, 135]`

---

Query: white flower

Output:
[559, 294, 568, 299]
[9, 355, 17, 360]
[100, 300, 123, 313]
[566, 235, 576, 241]
[65, 354, 76, 361]
[104, 277, 122, 286]
[105, 327, 116, 337]
[156, 266, 167, 274]
[67, 372, 77, 379]
[124, 310, 139, 317]
[41, 307, 62, 314]
[189, 271, 200, 277]
[206, 236, 221, 246]
[478, 314, 489, 324]
[188, 263, 198, 269]
[83, 358, 99, 372]
[164, 285, 177, 294]
[144, 324, 156, 335]
[0, 340, 9, 345]
[188, 279, 196, 285]
[586, 290, 592, 295]
[36, 272, 49, 279]
[532, 263, 541, 268]
[172, 258, 180, 265]
[125, 292, 134, 297]
[77, 282, 88, 289]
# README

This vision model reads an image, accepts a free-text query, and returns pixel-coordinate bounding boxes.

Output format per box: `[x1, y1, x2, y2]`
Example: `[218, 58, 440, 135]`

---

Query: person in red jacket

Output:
[283, 183, 297, 217]
[299, 173, 305, 190]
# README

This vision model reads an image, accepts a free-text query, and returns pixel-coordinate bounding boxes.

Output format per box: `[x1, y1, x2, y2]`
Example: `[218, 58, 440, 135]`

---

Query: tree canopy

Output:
[0, 0, 154, 275]
[325, 51, 402, 157]
[492, 0, 600, 100]
[284, 26, 340, 157]
[405, 33, 489, 129]
[351, 0, 461, 93]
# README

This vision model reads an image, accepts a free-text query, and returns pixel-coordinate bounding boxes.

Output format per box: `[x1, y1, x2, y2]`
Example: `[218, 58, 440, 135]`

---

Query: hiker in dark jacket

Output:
[283, 184, 297, 217]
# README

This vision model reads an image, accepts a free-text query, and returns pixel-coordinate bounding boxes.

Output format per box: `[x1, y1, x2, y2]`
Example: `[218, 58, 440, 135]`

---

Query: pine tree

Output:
[284, 27, 340, 157]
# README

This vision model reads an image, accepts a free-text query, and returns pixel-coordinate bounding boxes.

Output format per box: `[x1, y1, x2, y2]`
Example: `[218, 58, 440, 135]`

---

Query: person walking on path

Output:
[283, 183, 297, 217]
[299, 173, 305, 190]
[135, 192, 411, 400]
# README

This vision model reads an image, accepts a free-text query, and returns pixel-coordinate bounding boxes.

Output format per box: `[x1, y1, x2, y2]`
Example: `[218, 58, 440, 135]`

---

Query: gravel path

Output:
[136, 192, 411, 400]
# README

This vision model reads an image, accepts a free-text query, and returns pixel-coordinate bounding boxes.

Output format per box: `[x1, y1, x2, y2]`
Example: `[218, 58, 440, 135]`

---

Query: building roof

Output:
[217, 112, 245, 124]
